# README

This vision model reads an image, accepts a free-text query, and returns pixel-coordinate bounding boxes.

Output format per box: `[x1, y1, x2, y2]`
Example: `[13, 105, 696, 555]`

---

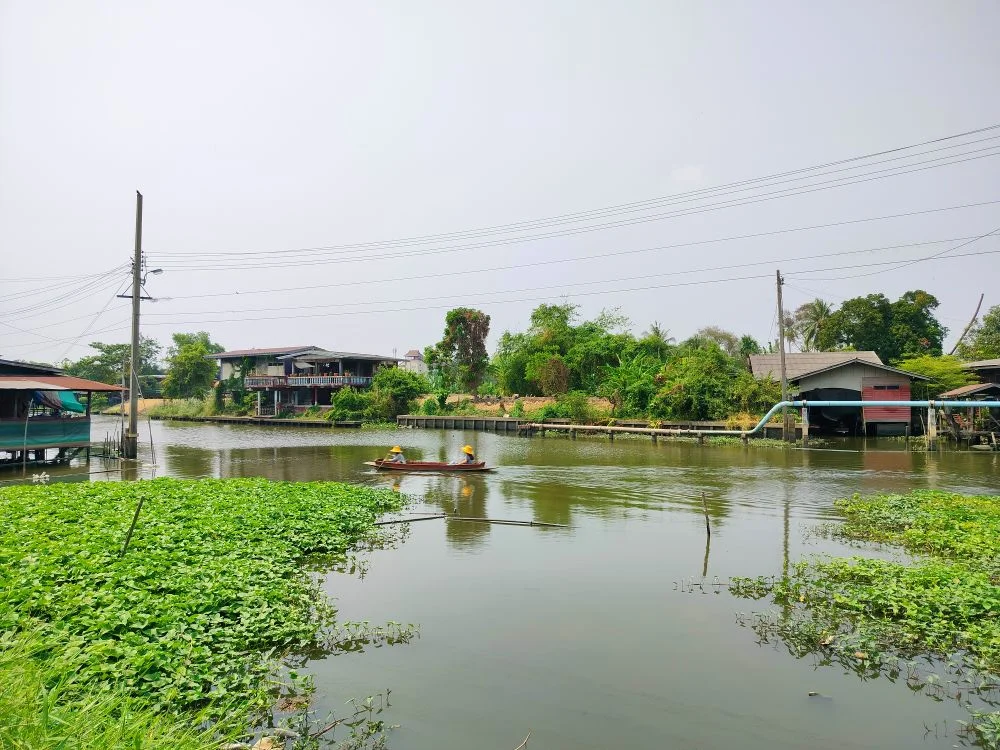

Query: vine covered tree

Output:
[162, 331, 225, 398]
[957, 304, 1000, 360]
[425, 308, 491, 393]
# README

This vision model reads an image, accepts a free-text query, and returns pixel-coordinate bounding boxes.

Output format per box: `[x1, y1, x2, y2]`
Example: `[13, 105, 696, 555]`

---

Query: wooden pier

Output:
[396, 415, 526, 432]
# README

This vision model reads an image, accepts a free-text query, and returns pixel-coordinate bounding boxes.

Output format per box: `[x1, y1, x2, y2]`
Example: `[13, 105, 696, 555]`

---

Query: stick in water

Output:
[701, 492, 711, 538]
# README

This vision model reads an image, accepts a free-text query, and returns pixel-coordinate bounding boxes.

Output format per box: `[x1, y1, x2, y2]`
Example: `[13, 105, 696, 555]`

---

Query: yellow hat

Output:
[391, 446, 403, 453]
[462, 445, 474, 455]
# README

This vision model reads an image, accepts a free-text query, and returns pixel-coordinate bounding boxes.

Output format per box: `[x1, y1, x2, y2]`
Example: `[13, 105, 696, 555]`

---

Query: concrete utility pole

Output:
[122, 191, 143, 459]
[776, 269, 792, 442]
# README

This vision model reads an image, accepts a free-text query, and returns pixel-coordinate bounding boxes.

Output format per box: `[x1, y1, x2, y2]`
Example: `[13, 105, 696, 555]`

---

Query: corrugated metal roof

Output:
[750, 351, 882, 380]
[939, 382, 1000, 398]
[0, 358, 63, 375]
[963, 359, 1000, 370]
[0, 375, 122, 392]
[276, 348, 400, 362]
[213, 346, 315, 359]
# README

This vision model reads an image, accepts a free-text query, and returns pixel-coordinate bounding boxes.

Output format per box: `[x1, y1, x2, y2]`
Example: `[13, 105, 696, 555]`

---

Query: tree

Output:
[957, 304, 1000, 360]
[425, 308, 491, 393]
[650, 343, 738, 420]
[63, 338, 162, 392]
[525, 353, 570, 396]
[637, 321, 675, 360]
[367, 366, 431, 419]
[792, 299, 833, 352]
[599, 353, 659, 416]
[162, 331, 225, 399]
[694, 326, 742, 358]
[897, 355, 976, 399]
[890, 290, 946, 359]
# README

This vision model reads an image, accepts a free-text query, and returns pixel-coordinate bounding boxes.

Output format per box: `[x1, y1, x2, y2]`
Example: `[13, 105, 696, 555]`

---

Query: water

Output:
[50, 418, 1000, 747]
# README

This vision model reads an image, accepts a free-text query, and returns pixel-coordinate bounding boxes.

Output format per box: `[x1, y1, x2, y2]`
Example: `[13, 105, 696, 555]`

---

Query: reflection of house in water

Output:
[750, 352, 930, 437]
[0, 358, 121, 466]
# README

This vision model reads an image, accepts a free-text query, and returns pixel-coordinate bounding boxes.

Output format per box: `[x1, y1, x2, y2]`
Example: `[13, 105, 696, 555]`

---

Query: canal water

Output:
[74, 419, 1000, 747]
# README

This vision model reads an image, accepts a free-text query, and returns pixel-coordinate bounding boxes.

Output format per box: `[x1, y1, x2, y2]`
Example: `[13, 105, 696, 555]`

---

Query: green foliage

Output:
[327, 387, 371, 421]
[731, 490, 1000, 747]
[62, 337, 163, 393]
[147, 396, 215, 419]
[958, 304, 1000, 360]
[368, 366, 430, 418]
[896, 355, 976, 398]
[599, 353, 658, 416]
[162, 332, 224, 399]
[817, 290, 946, 362]
[425, 307, 491, 393]
[791, 298, 833, 352]
[0, 629, 218, 749]
[525, 352, 570, 396]
[650, 342, 740, 420]
[0, 478, 404, 731]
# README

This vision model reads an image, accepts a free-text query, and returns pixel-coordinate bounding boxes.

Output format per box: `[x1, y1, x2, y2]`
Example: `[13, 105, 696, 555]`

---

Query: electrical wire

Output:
[141, 236, 999, 319]
[150, 148, 1000, 271]
[153, 124, 1000, 259]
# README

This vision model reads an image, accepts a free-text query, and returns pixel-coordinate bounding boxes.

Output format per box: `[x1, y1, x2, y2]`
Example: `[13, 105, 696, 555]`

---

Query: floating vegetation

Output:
[727, 490, 1000, 748]
[0, 478, 408, 746]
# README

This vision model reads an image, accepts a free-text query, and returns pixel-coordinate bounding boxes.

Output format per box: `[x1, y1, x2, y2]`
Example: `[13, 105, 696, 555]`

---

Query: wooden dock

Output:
[151, 415, 362, 428]
[396, 415, 795, 440]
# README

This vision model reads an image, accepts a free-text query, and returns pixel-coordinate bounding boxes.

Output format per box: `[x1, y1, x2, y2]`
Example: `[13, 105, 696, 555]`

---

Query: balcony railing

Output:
[245, 375, 373, 389]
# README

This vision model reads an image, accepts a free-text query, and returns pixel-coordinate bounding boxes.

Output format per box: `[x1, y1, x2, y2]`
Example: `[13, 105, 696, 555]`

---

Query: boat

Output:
[365, 459, 493, 472]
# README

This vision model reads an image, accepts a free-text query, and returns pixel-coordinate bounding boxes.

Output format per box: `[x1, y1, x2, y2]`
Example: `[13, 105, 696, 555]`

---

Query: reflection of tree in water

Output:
[163, 444, 214, 479]
[388, 474, 492, 552]
[214, 445, 385, 483]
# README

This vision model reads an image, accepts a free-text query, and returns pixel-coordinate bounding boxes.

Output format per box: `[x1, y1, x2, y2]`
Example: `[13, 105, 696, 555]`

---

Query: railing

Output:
[245, 375, 373, 388]
[0, 418, 91, 450]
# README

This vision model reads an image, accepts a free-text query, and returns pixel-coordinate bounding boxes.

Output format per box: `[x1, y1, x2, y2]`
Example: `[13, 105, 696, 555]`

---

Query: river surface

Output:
[55, 419, 1000, 748]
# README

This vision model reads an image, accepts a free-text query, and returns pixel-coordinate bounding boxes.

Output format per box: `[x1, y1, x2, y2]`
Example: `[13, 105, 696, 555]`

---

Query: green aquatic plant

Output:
[0, 478, 406, 740]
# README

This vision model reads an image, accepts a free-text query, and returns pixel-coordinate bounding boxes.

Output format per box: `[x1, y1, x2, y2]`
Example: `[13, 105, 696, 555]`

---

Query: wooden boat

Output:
[365, 459, 492, 472]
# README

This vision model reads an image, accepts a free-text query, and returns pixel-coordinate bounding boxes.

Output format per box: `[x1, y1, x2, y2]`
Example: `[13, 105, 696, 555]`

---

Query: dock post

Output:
[927, 406, 937, 451]
[697, 433, 704, 445]
[801, 406, 809, 447]
[741, 433, 749, 446]
[608, 430, 614, 442]
[651, 432, 657, 444]
[570, 428, 576, 440]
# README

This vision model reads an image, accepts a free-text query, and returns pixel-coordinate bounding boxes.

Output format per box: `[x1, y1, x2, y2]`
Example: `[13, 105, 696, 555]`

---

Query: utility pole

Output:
[122, 191, 143, 459]
[776, 269, 791, 442]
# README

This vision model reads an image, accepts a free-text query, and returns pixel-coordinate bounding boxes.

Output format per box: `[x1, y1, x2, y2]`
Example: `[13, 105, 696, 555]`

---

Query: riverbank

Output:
[731, 490, 1000, 747]
[0, 478, 405, 748]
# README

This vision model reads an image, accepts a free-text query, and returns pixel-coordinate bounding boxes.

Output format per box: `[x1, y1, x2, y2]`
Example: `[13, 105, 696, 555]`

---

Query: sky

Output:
[2, 0, 999, 365]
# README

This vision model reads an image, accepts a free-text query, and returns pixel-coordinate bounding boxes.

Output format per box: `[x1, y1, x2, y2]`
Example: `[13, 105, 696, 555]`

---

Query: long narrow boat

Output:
[365, 459, 493, 472]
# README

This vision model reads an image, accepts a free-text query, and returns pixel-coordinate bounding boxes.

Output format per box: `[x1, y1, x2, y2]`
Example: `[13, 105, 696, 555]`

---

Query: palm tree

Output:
[793, 299, 833, 351]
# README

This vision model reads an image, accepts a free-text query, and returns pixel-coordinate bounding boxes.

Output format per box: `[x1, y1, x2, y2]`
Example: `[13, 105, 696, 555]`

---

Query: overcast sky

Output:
[2, 0, 999, 365]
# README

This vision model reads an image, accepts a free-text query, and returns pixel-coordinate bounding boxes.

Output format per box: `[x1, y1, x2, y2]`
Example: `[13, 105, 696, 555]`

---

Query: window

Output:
[873, 384, 901, 391]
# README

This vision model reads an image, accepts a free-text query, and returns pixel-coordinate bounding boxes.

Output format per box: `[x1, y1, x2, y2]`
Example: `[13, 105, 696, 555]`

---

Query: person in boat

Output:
[455, 445, 476, 464]
[386, 446, 407, 464]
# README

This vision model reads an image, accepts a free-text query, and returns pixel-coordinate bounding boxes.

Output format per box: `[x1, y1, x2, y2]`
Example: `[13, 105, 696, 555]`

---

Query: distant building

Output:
[962, 359, 1000, 385]
[400, 349, 428, 376]
[0, 358, 121, 465]
[750, 351, 929, 436]
[211, 345, 399, 415]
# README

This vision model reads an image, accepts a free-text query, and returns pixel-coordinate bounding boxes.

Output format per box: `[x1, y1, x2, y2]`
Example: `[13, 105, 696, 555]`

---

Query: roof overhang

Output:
[0, 375, 123, 392]
[792, 358, 931, 382]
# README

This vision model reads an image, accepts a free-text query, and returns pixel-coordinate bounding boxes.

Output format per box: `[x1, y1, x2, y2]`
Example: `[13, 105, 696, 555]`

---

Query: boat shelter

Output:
[750, 352, 930, 436]
[0, 359, 122, 466]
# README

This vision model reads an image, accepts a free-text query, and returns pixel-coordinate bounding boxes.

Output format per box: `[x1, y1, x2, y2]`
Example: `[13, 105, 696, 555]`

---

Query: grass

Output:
[729, 490, 1000, 747]
[147, 396, 216, 419]
[0, 478, 405, 747]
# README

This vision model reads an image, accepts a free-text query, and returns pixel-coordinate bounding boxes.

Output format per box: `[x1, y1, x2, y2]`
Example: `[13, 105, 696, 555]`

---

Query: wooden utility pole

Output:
[776, 269, 792, 442]
[122, 191, 143, 459]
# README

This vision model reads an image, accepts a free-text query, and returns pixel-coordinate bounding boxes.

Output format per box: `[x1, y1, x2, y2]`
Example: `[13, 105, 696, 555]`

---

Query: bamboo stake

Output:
[701, 492, 711, 538]
[513, 731, 531, 750]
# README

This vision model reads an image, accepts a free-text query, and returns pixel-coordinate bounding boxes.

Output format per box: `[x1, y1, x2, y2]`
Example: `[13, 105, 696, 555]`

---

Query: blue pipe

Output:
[745, 400, 996, 436]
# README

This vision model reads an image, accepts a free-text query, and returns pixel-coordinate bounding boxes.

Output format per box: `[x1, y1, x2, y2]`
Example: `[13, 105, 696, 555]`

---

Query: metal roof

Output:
[939, 382, 1000, 398]
[795, 358, 931, 381]
[277, 348, 400, 362]
[0, 358, 63, 376]
[213, 346, 315, 360]
[962, 359, 1000, 370]
[0, 375, 123, 392]
[750, 351, 883, 380]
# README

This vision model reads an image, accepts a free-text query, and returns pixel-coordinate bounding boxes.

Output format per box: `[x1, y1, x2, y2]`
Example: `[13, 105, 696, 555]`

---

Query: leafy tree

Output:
[694, 326, 742, 358]
[897, 355, 976, 399]
[599, 354, 659, 416]
[650, 343, 739, 420]
[525, 353, 570, 396]
[957, 304, 1000, 360]
[162, 332, 224, 399]
[890, 290, 945, 358]
[63, 338, 162, 393]
[817, 291, 946, 363]
[636, 321, 675, 360]
[492, 331, 533, 395]
[792, 299, 833, 352]
[425, 308, 491, 393]
[366, 366, 431, 418]
[738, 335, 763, 363]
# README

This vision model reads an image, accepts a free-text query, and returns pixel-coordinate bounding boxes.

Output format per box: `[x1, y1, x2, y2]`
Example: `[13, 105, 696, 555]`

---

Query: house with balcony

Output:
[213, 346, 399, 415]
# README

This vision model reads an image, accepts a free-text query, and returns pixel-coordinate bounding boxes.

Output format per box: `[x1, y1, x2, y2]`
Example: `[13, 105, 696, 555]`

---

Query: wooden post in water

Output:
[801, 406, 809, 446]
[607, 430, 614, 442]
[927, 406, 937, 451]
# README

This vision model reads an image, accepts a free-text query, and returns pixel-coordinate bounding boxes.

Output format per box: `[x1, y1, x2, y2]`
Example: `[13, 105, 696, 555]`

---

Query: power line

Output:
[152, 123, 1000, 259]
[133, 247, 1000, 327]
[151, 148, 1000, 272]
[154, 199, 1000, 301]
[142, 236, 998, 319]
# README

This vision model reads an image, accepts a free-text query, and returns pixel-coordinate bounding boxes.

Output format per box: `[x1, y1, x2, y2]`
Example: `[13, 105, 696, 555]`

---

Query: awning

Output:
[33, 390, 86, 414]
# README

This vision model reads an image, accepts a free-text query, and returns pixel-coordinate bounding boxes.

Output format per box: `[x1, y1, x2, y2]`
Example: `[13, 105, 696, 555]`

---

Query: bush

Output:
[327, 387, 370, 421]
[420, 398, 439, 415]
[510, 399, 525, 418]
[368, 367, 431, 417]
[558, 391, 593, 423]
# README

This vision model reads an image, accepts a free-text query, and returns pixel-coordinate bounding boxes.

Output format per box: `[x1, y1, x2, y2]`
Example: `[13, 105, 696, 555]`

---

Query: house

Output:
[212, 346, 399, 415]
[0, 358, 121, 466]
[750, 351, 930, 436]
[962, 359, 1000, 384]
[400, 349, 428, 376]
